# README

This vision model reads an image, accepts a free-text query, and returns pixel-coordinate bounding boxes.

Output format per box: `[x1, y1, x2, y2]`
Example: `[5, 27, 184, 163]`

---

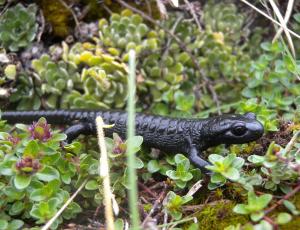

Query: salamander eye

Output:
[232, 126, 247, 136]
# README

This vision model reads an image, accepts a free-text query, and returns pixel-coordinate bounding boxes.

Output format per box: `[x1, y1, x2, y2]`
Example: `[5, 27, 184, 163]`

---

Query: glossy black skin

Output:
[1, 110, 264, 173]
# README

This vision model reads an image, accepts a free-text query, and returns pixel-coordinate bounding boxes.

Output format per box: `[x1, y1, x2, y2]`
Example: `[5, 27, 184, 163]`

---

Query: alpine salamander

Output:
[1, 110, 264, 171]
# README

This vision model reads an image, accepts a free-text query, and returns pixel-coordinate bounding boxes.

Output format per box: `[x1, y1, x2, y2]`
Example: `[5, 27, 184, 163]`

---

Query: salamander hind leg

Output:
[64, 122, 94, 143]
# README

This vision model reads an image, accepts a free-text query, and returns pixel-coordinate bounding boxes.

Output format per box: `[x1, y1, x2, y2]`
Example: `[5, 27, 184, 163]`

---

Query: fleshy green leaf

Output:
[0, 220, 8, 230]
[147, 160, 160, 173]
[35, 166, 59, 181]
[14, 174, 32, 189]
[250, 211, 264, 222]
[85, 180, 98, 190]
[233, 204, 249, 214]
[276, 212, 292, 225]
[223, 167, 240, 181]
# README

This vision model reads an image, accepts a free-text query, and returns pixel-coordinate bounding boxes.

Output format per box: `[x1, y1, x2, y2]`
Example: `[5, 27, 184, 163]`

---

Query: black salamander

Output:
[1, 110, 264, 172]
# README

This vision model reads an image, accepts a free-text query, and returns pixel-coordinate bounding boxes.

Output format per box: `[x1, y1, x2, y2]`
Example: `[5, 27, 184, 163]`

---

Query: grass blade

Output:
[127, 49, 140, 229]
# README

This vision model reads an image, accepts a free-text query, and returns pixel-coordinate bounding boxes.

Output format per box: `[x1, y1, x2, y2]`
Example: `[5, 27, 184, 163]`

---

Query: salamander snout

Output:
[245, 120, 264, 139]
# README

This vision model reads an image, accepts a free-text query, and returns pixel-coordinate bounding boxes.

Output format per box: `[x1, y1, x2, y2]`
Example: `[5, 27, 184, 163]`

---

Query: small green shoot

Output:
[206, 154, 244, 189]
[233, 191, 272, 222]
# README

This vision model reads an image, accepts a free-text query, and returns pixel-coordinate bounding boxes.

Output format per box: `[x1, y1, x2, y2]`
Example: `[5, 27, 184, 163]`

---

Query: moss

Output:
[80, 0, 161, 22]
[282, 217, 300, 230]
[280, 192, 300, 230]
[40, 0, 72, 37]
[191, 200, 249, 230]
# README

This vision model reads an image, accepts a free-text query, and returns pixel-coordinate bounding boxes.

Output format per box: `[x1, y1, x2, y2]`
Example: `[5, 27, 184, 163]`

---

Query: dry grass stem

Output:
[268, 0, 295, 57]
[272, 0, 294, 42]
[96, 116, 115, 230]
[156, 0, 168, 19]
[240, 0, 300, 39]
[41, 179, 88, 230]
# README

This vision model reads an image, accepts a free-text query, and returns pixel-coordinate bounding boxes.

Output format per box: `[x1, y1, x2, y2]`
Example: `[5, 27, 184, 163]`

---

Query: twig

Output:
[183, 199, 231, 212]
[185, 179, 203, 197]
[183, 0, 202, 31]
[264, 182, 300, 215]
[145, 0, 152, 16]
[156, 0, 168, 19]
[96, 116, 115, 230]
[142, 185, 167, 227]
[162, 209, 168, 230]
[268, 0, 295, 57]
[41, 179, 88, 230]
[263, 216, 278, 230]
[0, 0, 11, 16]
[37, 9, 45, 42]
[283, 131, 300, 156]
[138, 182, 157, 198]
[158, 217, 195, 228]
[239, 0, 300, 39]
[115, 0, 221, 114]
[58, 0, 82, 37]
[162, 15, 183, 60]
[149, 181, 167, 190]
[103, 3, 113, 14]
[169, 0, 179, 7]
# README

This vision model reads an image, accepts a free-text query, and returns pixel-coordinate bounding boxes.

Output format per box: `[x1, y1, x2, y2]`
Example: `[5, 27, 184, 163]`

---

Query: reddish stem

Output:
[265, 182, 300, 215]
[263, 216, 278, 230]
[138, 182, 157, 198]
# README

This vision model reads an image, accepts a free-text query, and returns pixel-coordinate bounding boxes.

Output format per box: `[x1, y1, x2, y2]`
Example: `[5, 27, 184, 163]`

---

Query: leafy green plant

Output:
[0, 118, 92, 228]
[233, 191, 272, 222]
[238, 98, 278, 131]
[0, 3, 38, 52]
[206, 154, 244, 189]
[164, 191, 192, 220]
[240, 41, 300, 124]
[247, 133, 300, 191]
[166, 154, 197, 189]
[147, 154, 201, 189]
[85, 133, 144, 203]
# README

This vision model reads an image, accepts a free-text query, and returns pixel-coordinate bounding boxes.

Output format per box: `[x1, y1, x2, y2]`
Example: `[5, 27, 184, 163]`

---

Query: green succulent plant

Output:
[0, 3, 38, 52]
[63, 41, 128, 109]
[9, 72, 42, 110]
[31, 54, 81, 109]
[98, 10, 190, 112]
[98, 9, 150, 59]
[203, 1, 248, 43]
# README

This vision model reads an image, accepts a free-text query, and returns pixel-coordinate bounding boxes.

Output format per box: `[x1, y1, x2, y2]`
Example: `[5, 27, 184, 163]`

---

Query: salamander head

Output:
[201, 112, 264, 147]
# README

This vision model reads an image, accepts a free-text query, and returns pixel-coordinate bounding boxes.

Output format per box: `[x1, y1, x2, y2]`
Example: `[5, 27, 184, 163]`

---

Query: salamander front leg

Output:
[64, 122, 94, 143]
[188, 144, 212, 175]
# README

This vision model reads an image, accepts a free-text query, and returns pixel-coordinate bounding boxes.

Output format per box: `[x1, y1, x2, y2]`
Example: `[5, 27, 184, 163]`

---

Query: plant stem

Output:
[265, 182, 300, 215]
[41, 179, 88, 230]
[97, 116, 115, 230]
[127, 49, 141, 229]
